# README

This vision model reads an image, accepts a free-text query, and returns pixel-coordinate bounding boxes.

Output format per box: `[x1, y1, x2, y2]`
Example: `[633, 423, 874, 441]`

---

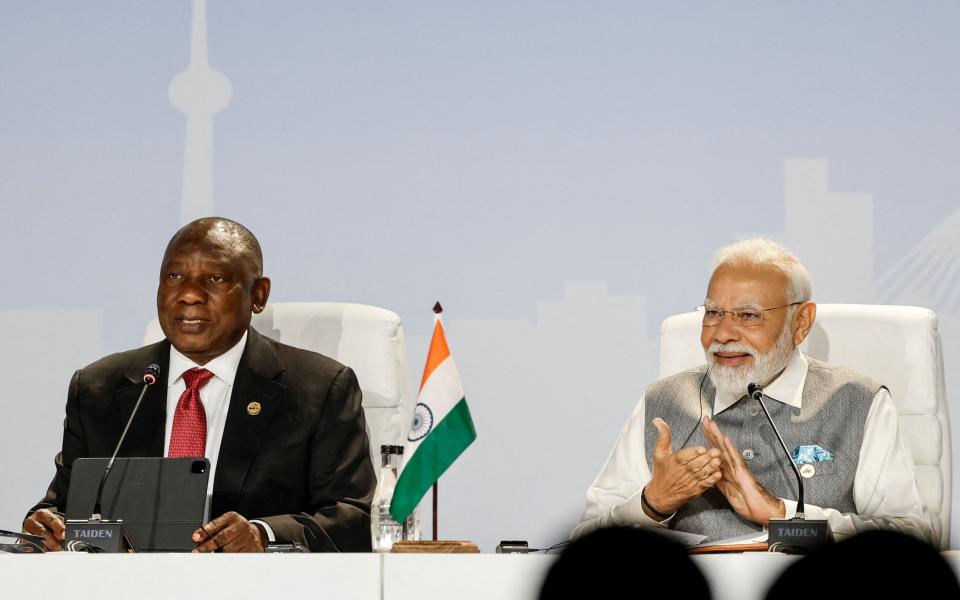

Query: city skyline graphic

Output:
[1, 2, 958, 552]
[409, 160, 960, 551]
[170, 0, 231, 224]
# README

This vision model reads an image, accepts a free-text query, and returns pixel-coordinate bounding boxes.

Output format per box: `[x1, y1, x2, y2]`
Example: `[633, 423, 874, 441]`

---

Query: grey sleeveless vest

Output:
[643, 358, 880, 542]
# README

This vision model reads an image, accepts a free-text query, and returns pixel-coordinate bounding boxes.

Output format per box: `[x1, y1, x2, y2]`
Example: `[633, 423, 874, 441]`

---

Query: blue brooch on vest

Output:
[792, 444, 834, 465]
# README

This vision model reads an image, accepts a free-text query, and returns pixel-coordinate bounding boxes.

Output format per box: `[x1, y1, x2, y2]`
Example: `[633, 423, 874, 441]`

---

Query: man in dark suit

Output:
[23, 217, 376, 552]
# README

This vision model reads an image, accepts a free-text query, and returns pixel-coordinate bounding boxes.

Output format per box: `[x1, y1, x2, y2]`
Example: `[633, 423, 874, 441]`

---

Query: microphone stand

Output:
[64, 365, 160, 553]
[748, 383, 834, 553]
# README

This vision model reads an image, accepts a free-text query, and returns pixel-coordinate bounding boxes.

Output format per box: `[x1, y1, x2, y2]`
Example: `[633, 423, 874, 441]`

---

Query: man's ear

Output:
[792, 302, 817, 346]
[251, 277, 271, 314]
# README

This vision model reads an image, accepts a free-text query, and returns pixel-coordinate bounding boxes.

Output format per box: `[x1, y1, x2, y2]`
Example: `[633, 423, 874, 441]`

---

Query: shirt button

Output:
[742, 448, 755, 461]
[749, 406, 761, 417]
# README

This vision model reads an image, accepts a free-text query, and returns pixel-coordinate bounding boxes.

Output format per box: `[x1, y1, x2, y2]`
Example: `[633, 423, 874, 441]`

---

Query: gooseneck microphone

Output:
[747, 382, 833, 552]
[747, 383, 806, 517]
[63, 364, 161, 552]
[91, 364, 160, 519]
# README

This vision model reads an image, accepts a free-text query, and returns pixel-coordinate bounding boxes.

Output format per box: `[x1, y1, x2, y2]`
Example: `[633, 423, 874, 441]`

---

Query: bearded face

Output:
[705, 316, 795, 396]
[700, 262, 806, 397]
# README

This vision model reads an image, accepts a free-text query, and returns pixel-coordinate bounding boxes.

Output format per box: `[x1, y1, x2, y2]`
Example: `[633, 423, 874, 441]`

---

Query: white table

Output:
[381, 553, 801, 600]
[383, 553, 554, 600]
[3, 551, 959, 600]
[0, 552, 381, 600]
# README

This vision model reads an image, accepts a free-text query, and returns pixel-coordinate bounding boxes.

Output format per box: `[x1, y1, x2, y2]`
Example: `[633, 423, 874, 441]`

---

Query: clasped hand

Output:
[643, 418, 723, 517]
[701, 415, 785, 525]
[645, 416, 785, 526]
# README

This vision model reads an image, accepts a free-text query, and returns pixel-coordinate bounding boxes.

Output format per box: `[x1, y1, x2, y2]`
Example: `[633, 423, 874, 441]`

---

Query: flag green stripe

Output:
[390, 398, 476, 522]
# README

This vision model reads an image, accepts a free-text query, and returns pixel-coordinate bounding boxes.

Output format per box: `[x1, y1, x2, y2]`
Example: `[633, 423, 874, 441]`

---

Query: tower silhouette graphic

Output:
[169, 0, 233, 224]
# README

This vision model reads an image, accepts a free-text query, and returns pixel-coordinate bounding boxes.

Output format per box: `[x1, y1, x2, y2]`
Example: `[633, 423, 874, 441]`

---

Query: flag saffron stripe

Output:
[419, 320, 451, 391]
[390, 397, 476, 521]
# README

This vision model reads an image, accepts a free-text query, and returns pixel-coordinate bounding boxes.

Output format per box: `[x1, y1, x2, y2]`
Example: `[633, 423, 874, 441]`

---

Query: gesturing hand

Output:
[702, 416, 785, 526]
[643, 418, 723, 517]
[192, 511, 267, 553]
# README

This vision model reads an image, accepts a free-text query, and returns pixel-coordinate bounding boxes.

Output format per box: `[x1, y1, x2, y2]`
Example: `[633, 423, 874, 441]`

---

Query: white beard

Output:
[705, 323, 795, 398]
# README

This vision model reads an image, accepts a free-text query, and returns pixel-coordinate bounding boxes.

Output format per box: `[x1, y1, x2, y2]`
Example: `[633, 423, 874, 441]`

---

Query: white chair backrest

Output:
[658, 304, 951, 548]
[144, 302, 414, 468]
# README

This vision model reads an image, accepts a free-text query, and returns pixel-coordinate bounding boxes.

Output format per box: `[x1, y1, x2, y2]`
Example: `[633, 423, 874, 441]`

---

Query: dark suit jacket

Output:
[31, 328, 377, 552]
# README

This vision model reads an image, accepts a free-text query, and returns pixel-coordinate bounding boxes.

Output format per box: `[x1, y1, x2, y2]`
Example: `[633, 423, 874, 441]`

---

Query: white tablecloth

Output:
[3, 551, 959, 600]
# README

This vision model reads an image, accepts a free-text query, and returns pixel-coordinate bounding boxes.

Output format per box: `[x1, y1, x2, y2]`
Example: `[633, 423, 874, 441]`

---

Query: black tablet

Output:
[65, 457, 209, 552]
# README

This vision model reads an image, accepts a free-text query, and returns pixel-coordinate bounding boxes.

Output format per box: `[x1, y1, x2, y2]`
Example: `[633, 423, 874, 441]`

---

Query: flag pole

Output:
[431, 301, 443, 541]
[432, 481, 438, 541]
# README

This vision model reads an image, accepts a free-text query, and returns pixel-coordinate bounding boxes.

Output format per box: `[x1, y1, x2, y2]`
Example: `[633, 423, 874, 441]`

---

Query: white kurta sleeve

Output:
[781, 388, 933, 543]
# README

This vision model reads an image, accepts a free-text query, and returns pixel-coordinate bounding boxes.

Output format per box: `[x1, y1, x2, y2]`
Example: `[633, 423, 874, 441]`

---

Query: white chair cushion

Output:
[144, 302, 414, 467]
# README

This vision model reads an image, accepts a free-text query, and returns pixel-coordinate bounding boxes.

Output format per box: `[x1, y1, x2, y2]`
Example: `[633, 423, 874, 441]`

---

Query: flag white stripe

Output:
[402, 356, 463, 463]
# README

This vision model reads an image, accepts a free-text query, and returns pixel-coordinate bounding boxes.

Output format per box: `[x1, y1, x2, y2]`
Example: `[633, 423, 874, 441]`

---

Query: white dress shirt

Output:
[165, 332, 276, 542]
[572, 349, 931, 541]
[165, 331, 247, 501]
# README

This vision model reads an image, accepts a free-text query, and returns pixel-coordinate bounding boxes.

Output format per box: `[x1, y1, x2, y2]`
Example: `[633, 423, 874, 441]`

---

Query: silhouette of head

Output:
[540, 527, 711, 599]
[765, 530, 958, 599]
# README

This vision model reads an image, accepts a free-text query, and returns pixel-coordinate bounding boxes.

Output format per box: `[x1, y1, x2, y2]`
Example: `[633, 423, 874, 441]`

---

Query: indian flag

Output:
[390, 305, 477, 523]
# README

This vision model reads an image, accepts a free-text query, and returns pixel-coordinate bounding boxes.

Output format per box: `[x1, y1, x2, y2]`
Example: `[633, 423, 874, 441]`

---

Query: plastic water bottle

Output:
[371, 445, 404, 552]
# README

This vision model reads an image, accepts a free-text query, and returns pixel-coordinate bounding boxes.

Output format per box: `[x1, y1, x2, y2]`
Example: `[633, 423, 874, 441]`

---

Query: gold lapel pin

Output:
[247, 401, 262, 416]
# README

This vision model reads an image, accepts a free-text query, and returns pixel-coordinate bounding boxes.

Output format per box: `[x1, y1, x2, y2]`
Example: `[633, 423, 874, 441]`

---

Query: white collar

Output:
[168, 330, 248, 388]
[713, 348, 807, 414]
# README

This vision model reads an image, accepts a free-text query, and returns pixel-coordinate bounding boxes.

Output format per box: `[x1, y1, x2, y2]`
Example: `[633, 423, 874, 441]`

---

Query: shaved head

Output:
[157, 217, 271, 364]
[165, 217, 264, 279]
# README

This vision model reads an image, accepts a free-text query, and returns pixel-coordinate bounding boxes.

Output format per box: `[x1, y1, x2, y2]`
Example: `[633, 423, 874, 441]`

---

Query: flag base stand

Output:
[390, 540, 480, 553]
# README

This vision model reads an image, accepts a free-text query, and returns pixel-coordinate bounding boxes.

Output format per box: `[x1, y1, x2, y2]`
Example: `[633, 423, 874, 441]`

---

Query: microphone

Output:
[65, 364, 160, 552]
[92, 364, 160, 518]
[747, 383, 805, 516]
[747, 382, 833, 552]
[142, 364, 159, 385]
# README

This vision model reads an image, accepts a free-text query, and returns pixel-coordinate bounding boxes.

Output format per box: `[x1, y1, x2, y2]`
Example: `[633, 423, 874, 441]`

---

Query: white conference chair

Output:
[144, 302, 415, 468]
[658, 304, 951, 548]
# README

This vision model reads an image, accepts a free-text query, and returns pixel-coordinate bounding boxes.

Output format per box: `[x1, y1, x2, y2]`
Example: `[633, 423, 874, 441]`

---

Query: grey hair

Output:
[711, 238, 813, 303]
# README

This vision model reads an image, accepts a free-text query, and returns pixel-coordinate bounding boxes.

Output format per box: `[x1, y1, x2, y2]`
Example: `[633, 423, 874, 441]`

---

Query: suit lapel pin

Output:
[247, 401, 262, 416]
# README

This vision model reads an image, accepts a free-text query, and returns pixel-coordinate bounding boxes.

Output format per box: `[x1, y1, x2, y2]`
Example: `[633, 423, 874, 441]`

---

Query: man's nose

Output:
[713, 312, 741, 343]
[175, 280, 207, 304]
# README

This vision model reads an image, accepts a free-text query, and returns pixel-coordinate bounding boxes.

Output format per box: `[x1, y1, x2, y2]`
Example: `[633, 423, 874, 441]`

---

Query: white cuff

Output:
[613, 487, 674, 526]
[780, 499, 827, 520]
[249, 519, 276, 543]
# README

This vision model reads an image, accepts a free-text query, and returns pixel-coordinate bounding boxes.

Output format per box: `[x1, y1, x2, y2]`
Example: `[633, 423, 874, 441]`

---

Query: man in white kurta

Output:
[573, 239, 932, 544]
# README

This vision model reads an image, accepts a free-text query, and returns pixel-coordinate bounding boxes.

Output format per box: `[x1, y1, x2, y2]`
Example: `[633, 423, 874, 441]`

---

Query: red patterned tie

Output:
[168, 368, 214, 458]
